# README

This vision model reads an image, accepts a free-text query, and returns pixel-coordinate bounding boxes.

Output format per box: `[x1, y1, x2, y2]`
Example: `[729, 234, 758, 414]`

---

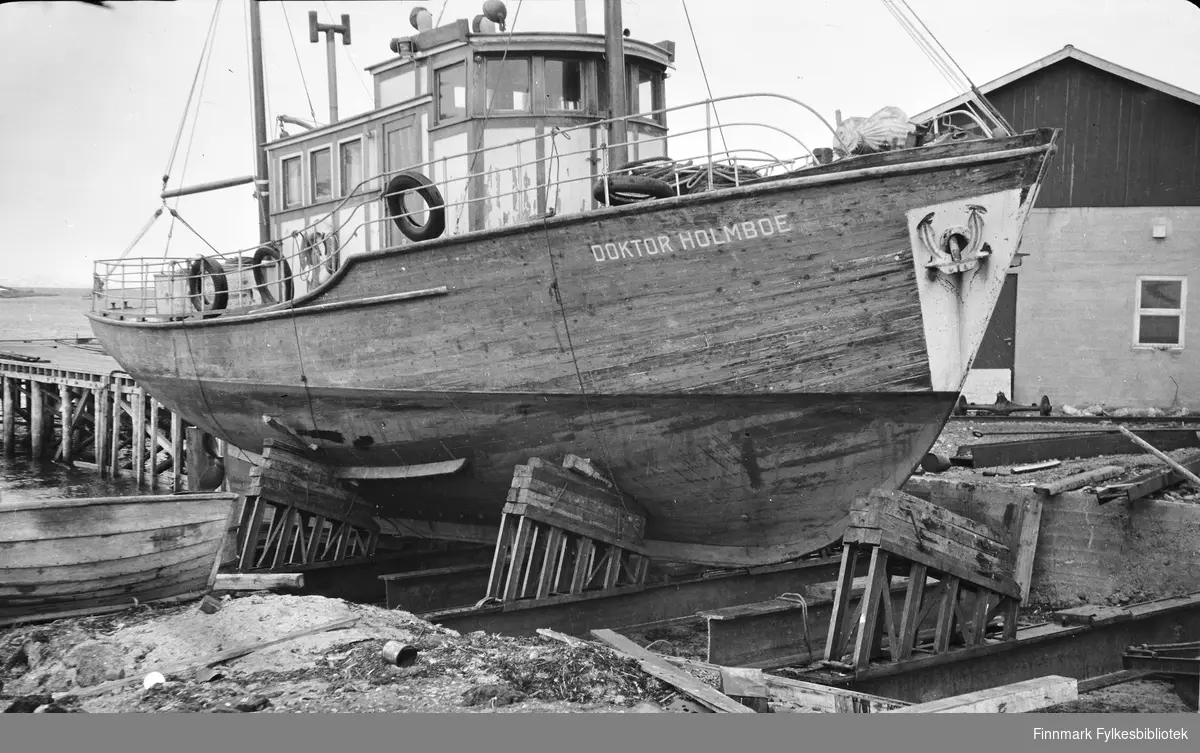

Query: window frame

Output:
[434, 61, 468, 124]
[309, 146, 333, 204]
[483, 56, 533, 113]
[337, 136, 364, 198]
[541, 57, 585, 113]
[280, 153, 303, 209]
[1133, 275, 1187, 349]
[627, 62, 664, 125]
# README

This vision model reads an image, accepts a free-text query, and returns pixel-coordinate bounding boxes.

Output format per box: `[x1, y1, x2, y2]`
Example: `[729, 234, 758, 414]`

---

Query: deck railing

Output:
[91, 93, 851, 321]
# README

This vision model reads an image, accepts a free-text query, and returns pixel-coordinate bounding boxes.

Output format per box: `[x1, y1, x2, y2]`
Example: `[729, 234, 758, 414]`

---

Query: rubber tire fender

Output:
[187, 257, 228, 313]
[592, 174, 675, 207]
[384, 172, 447, 242]
[251, 244, 294, 305]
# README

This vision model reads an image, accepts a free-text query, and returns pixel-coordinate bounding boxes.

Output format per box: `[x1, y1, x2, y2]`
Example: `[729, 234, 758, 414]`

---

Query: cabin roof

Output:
[913, 45, 1200, 121]
[365, 24, 675, 76]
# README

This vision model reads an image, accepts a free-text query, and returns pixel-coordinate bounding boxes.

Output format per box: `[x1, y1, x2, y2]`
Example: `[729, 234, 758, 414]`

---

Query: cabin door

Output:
[384, 115, 422, 247]
[963, 273, 1017, 403]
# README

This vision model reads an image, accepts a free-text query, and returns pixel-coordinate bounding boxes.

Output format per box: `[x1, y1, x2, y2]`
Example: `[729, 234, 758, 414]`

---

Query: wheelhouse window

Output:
[339, 139, 362, 197]
[310, 148, 332, 202]
[1135, 276, 1186, 348]
[377, 68, 416, 108]
[485, 58, 531, 112]
[436, 62, 467, 122]
[544, 58, 582, 111]
[282, 156, 302, 208]
[628, 64, 663, 123]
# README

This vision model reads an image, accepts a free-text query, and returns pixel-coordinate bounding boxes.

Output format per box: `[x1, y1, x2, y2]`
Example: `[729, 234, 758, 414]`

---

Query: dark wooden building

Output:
[916, 46, 1200, 410]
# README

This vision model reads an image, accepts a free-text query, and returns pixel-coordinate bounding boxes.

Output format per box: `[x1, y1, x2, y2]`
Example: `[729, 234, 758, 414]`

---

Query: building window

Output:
[485, 58, 530, 111]
[544, 59, 582, 111]
[311, 148, 332, 202]
[1135, 276, 1186, 348]
[282, 156, 301, 208]
[339, 139, 362, 197]
[436, 62, 466, 122]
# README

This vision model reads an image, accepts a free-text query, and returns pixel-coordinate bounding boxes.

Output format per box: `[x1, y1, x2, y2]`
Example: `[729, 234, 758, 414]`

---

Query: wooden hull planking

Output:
[87, 131, 1057, 566]
[0, 493, 239, 626]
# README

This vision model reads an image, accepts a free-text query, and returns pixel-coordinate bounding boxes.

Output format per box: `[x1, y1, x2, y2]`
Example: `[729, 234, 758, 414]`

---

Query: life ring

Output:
[384, 171, 446, 242]
[187, 257, 228, 314]
[251, 244, 294, 305]
[592, 174, 675, 207]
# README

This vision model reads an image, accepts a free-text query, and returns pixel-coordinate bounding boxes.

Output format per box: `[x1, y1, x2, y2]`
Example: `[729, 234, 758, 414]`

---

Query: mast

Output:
[604, 0, 628, 168]
[248, 0, 271, 245]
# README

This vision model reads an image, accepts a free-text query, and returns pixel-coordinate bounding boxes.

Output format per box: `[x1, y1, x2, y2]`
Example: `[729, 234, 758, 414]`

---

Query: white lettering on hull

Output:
[589, 214, 792, 263]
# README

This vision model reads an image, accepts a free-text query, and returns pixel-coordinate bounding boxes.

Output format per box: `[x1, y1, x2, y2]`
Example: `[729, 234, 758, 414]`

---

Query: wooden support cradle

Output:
[823, 488, 1042, 676]
[485, 457, 650, 603]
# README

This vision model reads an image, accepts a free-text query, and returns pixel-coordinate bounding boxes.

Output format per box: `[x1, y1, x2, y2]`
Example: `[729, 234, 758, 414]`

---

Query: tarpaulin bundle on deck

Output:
[833, 106, 917, 156]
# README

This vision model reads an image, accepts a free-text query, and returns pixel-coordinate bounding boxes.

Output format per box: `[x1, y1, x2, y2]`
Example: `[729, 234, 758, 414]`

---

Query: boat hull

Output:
[0, 493, 239, 626]
[88, 130, 1057, 566]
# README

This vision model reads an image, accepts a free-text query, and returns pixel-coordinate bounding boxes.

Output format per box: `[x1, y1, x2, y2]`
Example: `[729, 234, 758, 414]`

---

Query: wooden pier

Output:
[0, 340, 190, 491]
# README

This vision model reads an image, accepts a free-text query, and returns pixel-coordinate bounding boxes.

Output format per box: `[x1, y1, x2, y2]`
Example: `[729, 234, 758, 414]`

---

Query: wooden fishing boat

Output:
[84, 2, 1057, 567]
[0, 492, 239, 627]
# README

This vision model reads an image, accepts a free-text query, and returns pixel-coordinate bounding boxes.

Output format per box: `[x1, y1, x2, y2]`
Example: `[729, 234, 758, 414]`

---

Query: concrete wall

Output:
[1013, 206, 1200, 409]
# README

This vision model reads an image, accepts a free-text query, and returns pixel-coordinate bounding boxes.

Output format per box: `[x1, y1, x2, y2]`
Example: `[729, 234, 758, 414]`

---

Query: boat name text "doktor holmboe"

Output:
[587, 213, 793, 263]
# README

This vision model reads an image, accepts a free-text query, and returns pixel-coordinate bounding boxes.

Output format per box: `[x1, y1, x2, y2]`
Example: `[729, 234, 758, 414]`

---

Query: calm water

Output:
[0, 290, 145, 503]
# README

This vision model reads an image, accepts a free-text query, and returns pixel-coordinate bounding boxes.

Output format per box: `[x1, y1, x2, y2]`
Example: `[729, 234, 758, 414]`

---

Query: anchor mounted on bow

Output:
[917, 204, 991, 275]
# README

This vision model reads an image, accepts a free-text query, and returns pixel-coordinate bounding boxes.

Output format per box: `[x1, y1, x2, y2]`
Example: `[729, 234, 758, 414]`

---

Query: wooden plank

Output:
[508, 480, 646, 543]
[1034, 465, 1125, 496]
[1013, 460, 1062, 474]
[764, 674, 909, 713]
[590, 629, 755, 713]
[57, 617, 359, 701]
[562, 454, 615, 489]
[886, 675, 1077, 713]
[896, 563, 927, 661]
[873, 527, 1021, 599]
[1116, 425, 1200, 492]
[824, 544, 860, 662]
[504, 500, 648, 554]
[502, 516, 535, 601]
[1012, 496, 1043, 603]
[853, 489, 1006, 546]
[1095, 449, 1200, 504]
[570, 537, 596, 594]
[866, 506, 1012, 574]
[214, 573, 305, 591]
[933, 577, 960, 652]
[719, 666, 772, 712]
[262, 415, 319, 452]
[332, 458, 468, 480]
[486, 513, 516, 598]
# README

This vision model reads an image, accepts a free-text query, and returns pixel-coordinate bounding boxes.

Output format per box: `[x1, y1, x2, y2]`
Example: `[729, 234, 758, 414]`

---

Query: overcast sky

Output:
[2, 0, 1198, 287]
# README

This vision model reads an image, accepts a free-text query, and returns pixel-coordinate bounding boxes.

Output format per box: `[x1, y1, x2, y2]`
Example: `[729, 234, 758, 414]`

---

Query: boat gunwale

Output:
[87, 131, 1057, 333]
[0, 492, 238, 515]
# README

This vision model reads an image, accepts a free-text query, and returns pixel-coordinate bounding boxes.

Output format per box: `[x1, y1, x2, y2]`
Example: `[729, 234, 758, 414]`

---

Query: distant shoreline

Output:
[0, 287, 46, 299]
[0, 287, 88, 299]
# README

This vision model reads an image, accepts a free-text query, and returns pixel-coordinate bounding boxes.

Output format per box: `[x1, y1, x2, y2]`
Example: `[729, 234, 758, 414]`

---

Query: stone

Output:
[234, 694, 271, 712]
[4, 694, 54, 714]
[63, 641, 126, 688]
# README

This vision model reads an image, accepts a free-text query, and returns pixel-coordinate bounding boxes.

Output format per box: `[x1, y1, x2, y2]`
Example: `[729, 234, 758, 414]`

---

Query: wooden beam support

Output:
[171, 411, 184, 492]
[885, 675, 1076, 713]
[133, 386, 146, 486]
[58, 383, 72, 464]
[30, 381, 44, 458]
[2, 376, 14, 457]
[109, 380, 122, 477]
[214, 573, 305, 591]
[149, 398, 160, 489]
[93, 386, 108, 476]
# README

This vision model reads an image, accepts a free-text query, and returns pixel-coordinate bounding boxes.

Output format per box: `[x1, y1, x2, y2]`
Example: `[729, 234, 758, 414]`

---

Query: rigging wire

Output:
[680, 0, 729, 160]
[281, 4, 320, 124]
[435, 0, 451, 28]
[163, 0, 224, 189]
[165, 0, 223, 258]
